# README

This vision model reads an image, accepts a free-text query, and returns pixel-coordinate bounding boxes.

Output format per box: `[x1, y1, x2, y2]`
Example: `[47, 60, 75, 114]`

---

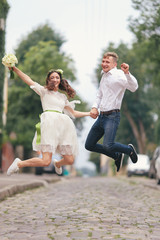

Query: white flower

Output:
[2, 54, 18, 68]
[56, 69, 63, 76]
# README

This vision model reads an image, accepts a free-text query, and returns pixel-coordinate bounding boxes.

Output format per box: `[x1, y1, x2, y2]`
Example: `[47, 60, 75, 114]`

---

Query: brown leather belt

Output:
[100, 109, 120, 115]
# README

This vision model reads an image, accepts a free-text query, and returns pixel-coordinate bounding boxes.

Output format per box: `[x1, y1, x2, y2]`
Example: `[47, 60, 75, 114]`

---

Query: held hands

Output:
[90, 108, 99, 119]
[121, 63, 129, 74]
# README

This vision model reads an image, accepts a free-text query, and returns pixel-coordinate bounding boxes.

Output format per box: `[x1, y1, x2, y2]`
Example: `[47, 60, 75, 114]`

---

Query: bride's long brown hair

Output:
[45, 70, 76, 98]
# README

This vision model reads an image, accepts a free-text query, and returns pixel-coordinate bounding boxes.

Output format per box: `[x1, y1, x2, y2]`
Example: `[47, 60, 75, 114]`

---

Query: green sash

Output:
[36, 110, 62, 144]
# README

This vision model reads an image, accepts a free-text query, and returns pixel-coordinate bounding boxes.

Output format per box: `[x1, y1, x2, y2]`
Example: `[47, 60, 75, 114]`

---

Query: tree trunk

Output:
[138, 118, 147, 152]
[124, 109, 147, 154]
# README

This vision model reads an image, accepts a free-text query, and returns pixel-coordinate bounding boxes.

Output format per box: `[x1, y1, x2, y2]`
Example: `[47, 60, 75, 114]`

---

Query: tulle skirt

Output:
[32, 111, 78, 157]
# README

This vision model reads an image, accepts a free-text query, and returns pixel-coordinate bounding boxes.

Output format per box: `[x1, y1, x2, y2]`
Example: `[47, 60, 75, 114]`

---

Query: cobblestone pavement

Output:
[0, 176, 160, 240]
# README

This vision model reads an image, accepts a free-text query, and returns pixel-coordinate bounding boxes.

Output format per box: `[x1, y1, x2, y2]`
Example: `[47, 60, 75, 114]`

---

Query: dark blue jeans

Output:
[85, 112, 131, 160]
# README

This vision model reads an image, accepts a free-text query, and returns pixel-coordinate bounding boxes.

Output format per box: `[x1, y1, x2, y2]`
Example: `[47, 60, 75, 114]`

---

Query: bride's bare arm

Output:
[64, 106, 90, 118]
[11, 67, 34, 86]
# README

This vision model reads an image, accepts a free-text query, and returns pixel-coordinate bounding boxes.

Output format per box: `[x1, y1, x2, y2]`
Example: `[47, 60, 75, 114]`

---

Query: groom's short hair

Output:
[103, 52, 118, 63]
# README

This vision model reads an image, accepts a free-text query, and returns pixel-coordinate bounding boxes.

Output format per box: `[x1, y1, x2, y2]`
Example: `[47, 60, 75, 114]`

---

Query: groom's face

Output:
[101, 56, 117, 73]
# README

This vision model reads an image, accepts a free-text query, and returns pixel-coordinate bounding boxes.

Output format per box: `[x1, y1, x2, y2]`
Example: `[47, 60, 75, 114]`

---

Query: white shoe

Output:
[53, 159, 62, 175]
[7, 158, 21, 176]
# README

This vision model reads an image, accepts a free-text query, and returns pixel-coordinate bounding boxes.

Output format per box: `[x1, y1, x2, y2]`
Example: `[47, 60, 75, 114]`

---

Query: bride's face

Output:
[48, 72, 60, 90]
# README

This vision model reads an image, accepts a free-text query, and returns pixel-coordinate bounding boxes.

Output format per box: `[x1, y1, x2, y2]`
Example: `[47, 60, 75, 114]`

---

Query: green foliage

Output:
[15, 24, 65, 63]
[129, 0, 160, 41]
[0, 0, 10, 149]
[89, 152, 100, 173]
[129, 0, 160, 85]
[6, 85, 40, 149]
[18, 40, 76, 83]
[0, 0, 10, 18]
[129, 0, 160, 151]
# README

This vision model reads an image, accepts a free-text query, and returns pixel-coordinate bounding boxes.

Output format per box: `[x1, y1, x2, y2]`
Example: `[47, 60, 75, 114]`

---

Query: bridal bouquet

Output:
[2, 54, 18, 79]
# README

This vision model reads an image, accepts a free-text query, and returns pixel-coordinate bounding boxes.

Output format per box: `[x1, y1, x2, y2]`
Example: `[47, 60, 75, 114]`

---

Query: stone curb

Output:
[0, 177, 61, 202]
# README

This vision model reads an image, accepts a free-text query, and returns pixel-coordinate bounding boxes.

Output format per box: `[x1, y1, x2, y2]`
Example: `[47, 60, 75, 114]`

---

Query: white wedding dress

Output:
[30, 82, 78, 157]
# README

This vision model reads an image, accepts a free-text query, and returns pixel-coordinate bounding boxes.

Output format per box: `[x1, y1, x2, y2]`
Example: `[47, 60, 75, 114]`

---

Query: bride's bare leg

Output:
[55, 155, 74, 168]
[18, 152, 52, 168]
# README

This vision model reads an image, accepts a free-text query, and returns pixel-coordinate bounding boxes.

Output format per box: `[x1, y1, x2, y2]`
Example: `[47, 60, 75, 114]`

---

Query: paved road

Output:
[0, 176, 160, 240]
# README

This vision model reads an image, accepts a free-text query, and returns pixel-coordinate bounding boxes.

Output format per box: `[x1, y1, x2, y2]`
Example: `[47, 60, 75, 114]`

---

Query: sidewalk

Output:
[0, 173, 61, 201]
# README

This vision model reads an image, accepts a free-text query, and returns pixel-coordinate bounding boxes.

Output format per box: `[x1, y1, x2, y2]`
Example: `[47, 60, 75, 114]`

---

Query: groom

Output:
[85, 52, 138, 172]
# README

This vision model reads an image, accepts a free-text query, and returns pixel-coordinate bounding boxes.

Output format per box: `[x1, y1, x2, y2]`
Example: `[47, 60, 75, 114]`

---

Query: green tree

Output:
[0, 1, 10, 117]
[0, 0, 10, 167]
[129, 0, 160, 84]
[15, 23, 65, 63]
[129, 0, 160, 147]
[18, 40, 76, 84]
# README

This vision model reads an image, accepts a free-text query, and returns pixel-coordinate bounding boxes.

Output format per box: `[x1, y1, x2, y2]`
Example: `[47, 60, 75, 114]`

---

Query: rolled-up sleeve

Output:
[125, 73, 138, 92]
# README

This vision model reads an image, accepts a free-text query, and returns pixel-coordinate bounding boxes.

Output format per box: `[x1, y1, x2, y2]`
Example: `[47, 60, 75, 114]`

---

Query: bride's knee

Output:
[42, 152, 52, 167]
[42, 158, 52, 167]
